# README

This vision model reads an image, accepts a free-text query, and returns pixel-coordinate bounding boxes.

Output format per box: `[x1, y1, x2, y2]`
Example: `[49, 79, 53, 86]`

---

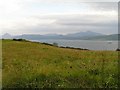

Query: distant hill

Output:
[14, 34, 64, 40]
[2, 33, 13, 39]
[2, 31, 119, 41]
[65, 31, 103, 38]
[14, 31, 104, 40]
[83, 34, 119, 40]
[62, 31, 103, 40]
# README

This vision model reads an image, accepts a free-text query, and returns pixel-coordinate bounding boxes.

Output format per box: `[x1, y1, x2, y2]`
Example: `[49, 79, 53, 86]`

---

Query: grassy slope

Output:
[2, 40, 118, 88]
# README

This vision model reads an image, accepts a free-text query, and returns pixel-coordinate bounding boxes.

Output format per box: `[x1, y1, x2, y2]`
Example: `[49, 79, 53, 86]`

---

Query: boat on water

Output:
[107, 41, 112, 44]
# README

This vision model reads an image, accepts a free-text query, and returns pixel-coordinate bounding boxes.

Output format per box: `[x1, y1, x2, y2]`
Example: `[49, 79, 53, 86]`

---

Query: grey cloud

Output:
[57, 21, 117, 27]
[87, 2, 118, 11]
[52, 14, 117, 28]
[38, 0, 119, 3]
[1, 1, 118, 35]
[19, 23, 117, 35]
[56, 19, 117, 27]
[17, 14, 117, 35]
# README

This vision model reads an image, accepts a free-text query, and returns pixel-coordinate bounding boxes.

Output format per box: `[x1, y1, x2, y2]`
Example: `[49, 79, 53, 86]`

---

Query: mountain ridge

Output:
[2, 31, 119, 40]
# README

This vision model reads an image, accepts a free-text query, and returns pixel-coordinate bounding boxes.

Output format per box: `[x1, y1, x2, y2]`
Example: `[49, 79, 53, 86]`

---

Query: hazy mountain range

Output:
[1, 31, 119, 41]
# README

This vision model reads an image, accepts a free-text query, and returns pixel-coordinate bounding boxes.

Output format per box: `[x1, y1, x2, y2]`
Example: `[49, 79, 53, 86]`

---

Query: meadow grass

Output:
[2, 39, 118, 88]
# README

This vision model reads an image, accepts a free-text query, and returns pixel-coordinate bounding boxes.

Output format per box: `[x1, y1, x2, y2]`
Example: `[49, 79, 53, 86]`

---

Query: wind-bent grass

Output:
[2, 39, 118, 88]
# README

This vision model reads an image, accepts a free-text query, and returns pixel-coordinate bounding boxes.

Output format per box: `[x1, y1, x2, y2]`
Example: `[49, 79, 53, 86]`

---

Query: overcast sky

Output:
[0, 0, 119, 35]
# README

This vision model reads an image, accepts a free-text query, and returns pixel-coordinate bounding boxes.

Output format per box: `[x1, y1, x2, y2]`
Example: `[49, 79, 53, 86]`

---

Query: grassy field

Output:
[2, 39, 118, 88]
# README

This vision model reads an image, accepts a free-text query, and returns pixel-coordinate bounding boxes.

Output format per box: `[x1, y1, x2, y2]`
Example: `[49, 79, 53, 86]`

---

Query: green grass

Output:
[2, 39, 118, 88]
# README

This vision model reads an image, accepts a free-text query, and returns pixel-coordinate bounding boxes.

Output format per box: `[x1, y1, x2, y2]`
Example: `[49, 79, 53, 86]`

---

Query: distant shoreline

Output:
[29, 39, 118, 51]
[1, 39, 119, 51]
[6, 39, 89, 51]
[9, 39, 119, 51]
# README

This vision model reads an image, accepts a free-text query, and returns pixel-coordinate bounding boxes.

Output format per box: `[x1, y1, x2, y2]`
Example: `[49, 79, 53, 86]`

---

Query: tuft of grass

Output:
[2, 39, 118, 88]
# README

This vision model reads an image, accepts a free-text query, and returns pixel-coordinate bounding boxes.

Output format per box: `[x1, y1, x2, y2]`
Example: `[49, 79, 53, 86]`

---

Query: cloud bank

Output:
[0, 0, 118, 35]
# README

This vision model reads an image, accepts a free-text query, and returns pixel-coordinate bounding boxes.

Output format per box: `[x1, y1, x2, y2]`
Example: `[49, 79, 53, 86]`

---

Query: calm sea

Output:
[30, 39, 118, 51]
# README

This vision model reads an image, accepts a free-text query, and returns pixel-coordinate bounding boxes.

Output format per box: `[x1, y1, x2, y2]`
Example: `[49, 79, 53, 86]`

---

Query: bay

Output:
[30, 39, 118, 51]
